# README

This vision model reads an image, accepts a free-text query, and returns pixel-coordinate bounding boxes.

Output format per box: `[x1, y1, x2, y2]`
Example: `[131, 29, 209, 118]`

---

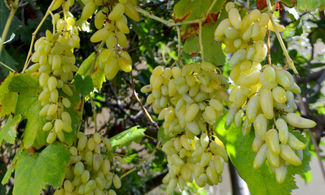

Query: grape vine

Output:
[0, 0, 322, 194]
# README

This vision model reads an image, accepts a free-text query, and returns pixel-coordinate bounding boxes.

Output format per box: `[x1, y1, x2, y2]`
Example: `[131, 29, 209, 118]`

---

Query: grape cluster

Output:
[79, 0, 139, 80]
[54, 133, 121, 195]
[143, 62, 228, 193]
[216, 2, 316, 183]
[29, 1, 80, 144]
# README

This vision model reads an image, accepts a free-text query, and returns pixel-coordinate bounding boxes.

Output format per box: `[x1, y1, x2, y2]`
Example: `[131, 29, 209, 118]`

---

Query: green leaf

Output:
[215, 116, 310, 195]
[0, 114, 21, 145]
[110, 126, 146, 149]
[0, 72, 18, 117]
[8, 73, 47, 149]
[76, 53, 95, 76]
[183, 23, 225, 66]
[297, 0, 325, 11]
[74, 74, 94, 96]
[91, 68, 106, 89]
[13, 143, 70, 195]
[174, 0, 226, 22]
[280, 0, 296, 8]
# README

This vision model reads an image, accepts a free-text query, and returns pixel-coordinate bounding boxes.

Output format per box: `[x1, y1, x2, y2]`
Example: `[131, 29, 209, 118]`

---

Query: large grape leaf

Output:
[173, 0, 226, 22]
[9, 73, 47, 149]
[183, 23, 225, 66]
[13, 143, 70, 195]
[110, 126, 146, 149]
[0, 114, 21, 145]
[0, 72, 18, 117]
[215, 116, 311, 195]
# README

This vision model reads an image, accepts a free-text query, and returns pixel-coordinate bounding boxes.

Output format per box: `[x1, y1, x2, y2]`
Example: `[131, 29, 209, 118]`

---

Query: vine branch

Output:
[0, 0, 19, 56]
[199, 22, 204, 61]
[0, 60, 15, 72]
[266, 0, 298, 74]
[22, 0, 57, 73]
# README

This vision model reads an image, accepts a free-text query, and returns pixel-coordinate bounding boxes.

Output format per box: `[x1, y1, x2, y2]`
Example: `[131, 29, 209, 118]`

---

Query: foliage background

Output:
[0, 0, 324, 194]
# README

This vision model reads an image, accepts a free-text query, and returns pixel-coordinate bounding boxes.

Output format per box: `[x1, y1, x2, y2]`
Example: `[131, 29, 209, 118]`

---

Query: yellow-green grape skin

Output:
[267, 148, 280, 168]
[48, 76, 57, 91]
[81, 170, 90, 184]
[77, 135, 87, 151]
[47, 104, 58, 116]
[280, 144, 302, 166]
[62, 84, 73, 96]
[74, 161, 84, 176]
[259, 88, 274, 119]
[265, 129, 280, 155]
[276, 69, 292, 90]
[94, 10, 106, 29]
[252, 136, 264, 152]
[285, 113, 316, 129]
[124, 3, 140, 21]
[62, 98, 71, 108]
[80, 1, 96, 21]
[214, 19, 230, 39]
[272, 87, 287, 104]
[39, 73, 49, 87]
[108, 3, 125, 21]
[64, 180, 73, 192]
[185, 104, 200, 122]
[50, 0, 63, 11]
[228, 8, 241, 29]
[246, 94, 260, 122]
[254, 114, 267, 140]
[287, 133, 306, 150]
[253, 143, 267, 169]
[90, 28, 109, 43]
[54, 119, 64, 133]
[113, 175, 121, 189]
[47, 131, 56, 144]
[84, 180, 96, 193]
[42, 122, 52, 131]
[109, 190, 117, 195]
[275, 118, 289, 144]
[275, 165, 287, 184]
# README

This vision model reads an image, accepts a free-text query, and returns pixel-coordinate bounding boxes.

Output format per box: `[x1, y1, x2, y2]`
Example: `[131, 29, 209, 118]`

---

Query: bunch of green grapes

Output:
[228, 65, 316, 183]
[78, 0, 139, 80]
[215, 2, 316, 183]
[161, 134, 227, 194]
[142, 62, 228, 193]
[28, 1, 79, 144]
[54, 133, 121, 195]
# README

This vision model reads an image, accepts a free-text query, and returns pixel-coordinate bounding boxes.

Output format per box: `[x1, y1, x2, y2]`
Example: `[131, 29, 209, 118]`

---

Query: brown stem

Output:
[309, 129, 325, 182]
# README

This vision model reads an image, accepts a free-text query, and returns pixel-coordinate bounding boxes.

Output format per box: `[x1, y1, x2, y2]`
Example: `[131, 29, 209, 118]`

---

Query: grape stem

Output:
[0, 60, 15, 72]
[0, 0, 19, 56]
[136, 0, 217, 27]
[22, 0, 57, 73]
[266, 0, 298, 74]
[90, 97, 97, 131]
[199, 22, 204, 61]
[176, 26, 183, 66]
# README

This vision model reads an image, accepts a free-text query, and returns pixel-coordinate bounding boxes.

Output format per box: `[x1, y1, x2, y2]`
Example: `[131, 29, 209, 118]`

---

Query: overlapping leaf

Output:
[13, 143, 70, 195]
[183, 23, 225, 66]
[110, 126, 146, 149]
[0, 114, 21, 145]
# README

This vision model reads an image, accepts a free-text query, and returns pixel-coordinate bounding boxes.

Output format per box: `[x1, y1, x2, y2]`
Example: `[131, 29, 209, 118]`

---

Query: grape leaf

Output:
[215, 116, 310, 195]
[0, 114, 21, 145]
[110, 126, 146, 149]
[297, 0, 325, 11]
[74, 74, 94, 96]
[13, 143, 70, 195]
[183, 23, 226, 66]
[91, 68, 106, 89]
[173, 0, 226, 22]
[0, 72, 18, 117]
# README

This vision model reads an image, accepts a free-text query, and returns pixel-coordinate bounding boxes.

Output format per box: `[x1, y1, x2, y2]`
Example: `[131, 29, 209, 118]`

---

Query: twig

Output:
[136, 0, 218, 27]
[176, 26, 182, 65]
[199, 22, 204, 61]
[120, 167, 137, 179]
[309, 129, 325, 182]
[0, 0, 19, 56]
[266, 0, 298, 74]
[247, 0, 250, 9]
[130, 73, 159, 129]
[267, 29, 271, 65]
[22, 0, 56, 72]
[0, 60, 15, 72]
[90, 97, 97, 131]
